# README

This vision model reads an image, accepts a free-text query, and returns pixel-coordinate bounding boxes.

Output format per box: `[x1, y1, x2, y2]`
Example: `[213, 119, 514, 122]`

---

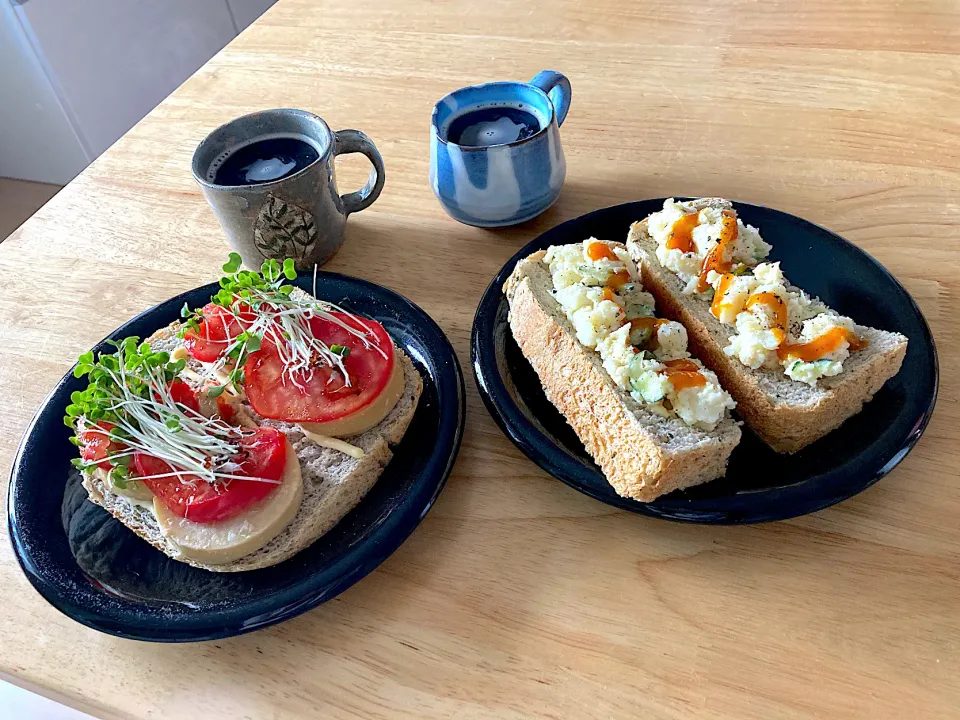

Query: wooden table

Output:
[2, 0, 958, 717]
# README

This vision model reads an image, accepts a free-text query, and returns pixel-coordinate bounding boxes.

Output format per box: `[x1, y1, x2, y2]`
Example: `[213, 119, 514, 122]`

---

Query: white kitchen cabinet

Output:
[15, 0, 237, 161]
[0, 1, 89, 184]
[2, 0, 278, 184]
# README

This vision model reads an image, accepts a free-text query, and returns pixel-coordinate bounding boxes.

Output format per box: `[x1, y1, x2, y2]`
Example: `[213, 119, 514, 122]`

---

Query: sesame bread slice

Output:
[81, 320, 423, 572]
[627, 199, 908, 453]
[504, 244, 741, 502]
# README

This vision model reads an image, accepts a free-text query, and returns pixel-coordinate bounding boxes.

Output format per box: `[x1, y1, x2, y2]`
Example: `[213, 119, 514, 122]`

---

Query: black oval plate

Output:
[472, 199, 938, 523]
[9, 272, 465, 641]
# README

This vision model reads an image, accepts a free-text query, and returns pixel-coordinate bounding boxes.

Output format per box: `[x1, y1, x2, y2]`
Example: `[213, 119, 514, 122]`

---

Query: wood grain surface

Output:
[2, 0, 959, 717]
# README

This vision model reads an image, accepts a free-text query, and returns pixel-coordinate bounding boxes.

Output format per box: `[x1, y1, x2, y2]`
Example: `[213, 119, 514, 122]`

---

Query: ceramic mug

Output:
[430, 70, 571, 227]
[192, 108, 385, 270]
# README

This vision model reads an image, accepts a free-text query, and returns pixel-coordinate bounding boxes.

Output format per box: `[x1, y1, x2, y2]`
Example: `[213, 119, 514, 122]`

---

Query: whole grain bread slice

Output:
[504, 243, 741, 502]
[82, 320, 423, 572]
[626, 198, 908, 453]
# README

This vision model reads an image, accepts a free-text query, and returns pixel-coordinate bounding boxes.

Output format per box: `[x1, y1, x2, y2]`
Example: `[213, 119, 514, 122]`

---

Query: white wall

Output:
[0, 1, 89, 184]
[1, 0, 276, 184]
[16, 0, 238, 161]
[227, 0, 277, 30]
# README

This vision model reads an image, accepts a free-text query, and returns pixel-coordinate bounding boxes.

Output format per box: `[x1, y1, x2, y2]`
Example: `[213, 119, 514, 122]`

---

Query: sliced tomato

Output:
[215, 394, 237, 423]
[169, 379, 200, 413]
[79, 420, 123, 471]
[183, 303, 249, 363]
[132, 427, 288, 523]
[243, 313, 395, 423]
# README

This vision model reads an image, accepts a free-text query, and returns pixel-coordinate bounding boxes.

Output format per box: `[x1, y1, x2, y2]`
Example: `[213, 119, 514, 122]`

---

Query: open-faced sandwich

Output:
[65, 254, 422, 571]
[504, 239, 741, 502]
[628, 198, 908, 453]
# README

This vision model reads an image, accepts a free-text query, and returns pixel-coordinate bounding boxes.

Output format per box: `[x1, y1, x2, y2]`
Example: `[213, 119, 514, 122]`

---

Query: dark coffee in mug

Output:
[444, 103, 543, 147]
[206, 134, 321, 186]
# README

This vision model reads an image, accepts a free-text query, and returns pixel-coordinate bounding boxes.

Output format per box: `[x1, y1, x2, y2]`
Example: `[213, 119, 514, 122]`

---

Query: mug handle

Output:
[530, 70, 571, 126]
[333, 129, 385, 215]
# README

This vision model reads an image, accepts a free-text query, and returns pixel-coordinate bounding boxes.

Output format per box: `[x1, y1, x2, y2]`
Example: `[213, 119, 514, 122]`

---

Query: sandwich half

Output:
[505, 239, 741, 502]
[69, 256, 422, 571]
[628, 198, 907, 453]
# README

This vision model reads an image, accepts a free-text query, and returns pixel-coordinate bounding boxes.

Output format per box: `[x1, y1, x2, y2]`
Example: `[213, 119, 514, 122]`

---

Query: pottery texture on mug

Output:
[197, 168, 345, 272]
[438, 134, 565, 226]
[253, 194, 318, 263]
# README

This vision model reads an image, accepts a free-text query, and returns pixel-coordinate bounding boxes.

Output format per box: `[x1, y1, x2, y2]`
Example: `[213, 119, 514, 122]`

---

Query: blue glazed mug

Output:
[430, 71, 571, 227]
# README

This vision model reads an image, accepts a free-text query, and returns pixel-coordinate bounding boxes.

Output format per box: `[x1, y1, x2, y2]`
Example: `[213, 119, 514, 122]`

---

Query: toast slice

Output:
[81, 321, 423, 572]
[504, 246, 741, 502]
[627, 198, 908, 453]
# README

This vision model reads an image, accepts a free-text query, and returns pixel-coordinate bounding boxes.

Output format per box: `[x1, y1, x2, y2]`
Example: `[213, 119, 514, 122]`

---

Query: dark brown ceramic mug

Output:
[192, 108, 385, 270]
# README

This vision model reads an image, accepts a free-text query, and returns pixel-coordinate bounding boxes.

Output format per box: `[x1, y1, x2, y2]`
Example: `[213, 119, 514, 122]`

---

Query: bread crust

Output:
[627, 216, 908, 453]
[81, 321, 423, 572]
[504, 245, 740, 502]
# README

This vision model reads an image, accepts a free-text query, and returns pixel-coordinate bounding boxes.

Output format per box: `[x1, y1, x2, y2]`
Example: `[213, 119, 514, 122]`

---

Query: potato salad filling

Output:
[646, 199, 867, 386]
[544, 239, 735, 430]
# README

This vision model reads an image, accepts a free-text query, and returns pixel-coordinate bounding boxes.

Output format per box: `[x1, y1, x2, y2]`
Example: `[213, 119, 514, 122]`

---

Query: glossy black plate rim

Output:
[471, 199, 938, 524]
[8, 271, 465, 641]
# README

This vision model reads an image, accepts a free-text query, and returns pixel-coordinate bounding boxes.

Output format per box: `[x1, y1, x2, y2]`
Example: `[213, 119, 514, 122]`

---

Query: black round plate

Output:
[472, 199, 938, 523]
[9, 273, 465, 641]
